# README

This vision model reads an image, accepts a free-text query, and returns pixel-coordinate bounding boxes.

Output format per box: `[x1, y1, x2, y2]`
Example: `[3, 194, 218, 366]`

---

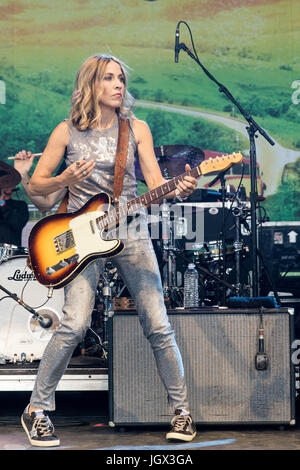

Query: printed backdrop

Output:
[0, 0, 299, 220]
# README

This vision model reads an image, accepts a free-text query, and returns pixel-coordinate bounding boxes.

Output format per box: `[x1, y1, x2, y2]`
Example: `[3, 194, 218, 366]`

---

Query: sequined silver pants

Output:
[30, 235, 189, 412]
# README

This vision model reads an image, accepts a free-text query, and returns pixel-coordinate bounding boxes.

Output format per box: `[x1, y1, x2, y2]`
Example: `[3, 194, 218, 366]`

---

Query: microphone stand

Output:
[0, 284, 52, 328]
[177, 41, 275, 297]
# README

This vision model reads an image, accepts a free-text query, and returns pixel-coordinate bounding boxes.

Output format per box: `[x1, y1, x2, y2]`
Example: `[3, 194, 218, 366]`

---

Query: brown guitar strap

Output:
[113, 116, 130, 203]
[56, 191, 69, 213]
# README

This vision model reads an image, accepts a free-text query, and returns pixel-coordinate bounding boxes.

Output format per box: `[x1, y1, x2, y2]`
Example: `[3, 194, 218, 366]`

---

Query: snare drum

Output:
[207, 241, 233, 260]
[0, 256, 64, 361]
[186, 243, 211, 262]
[186, 241, 234, 263]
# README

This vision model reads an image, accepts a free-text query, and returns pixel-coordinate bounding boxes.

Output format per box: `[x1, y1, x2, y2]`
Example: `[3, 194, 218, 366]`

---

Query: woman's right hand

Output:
[59, 158, 96, 186]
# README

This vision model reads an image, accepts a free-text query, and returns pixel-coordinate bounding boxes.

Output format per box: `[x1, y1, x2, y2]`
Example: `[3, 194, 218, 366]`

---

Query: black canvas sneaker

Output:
[166, 409, 197, 442]
[21, 405, 60, 447]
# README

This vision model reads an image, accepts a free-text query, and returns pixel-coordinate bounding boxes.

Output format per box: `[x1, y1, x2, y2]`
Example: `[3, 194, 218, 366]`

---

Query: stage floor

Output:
[0, 391, 300, 452]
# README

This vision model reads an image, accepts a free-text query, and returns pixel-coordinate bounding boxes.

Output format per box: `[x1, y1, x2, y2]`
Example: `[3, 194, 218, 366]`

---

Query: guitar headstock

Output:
[200, 152, 243, 175]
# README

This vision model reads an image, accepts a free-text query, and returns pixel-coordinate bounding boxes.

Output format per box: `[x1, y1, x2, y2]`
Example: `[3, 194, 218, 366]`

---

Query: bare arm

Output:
[28, 121, 95, 196]
[132, 118, 197, 199]
[14, 150, 67, 212]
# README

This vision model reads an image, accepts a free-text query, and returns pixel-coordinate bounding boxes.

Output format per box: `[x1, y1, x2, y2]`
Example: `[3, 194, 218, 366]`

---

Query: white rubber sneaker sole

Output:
[166, 431, 197, 441]
[21, 415, 60, 447]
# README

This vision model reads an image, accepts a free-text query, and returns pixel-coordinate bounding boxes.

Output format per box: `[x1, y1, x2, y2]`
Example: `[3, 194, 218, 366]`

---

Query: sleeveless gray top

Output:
[65, 116, 138, 212]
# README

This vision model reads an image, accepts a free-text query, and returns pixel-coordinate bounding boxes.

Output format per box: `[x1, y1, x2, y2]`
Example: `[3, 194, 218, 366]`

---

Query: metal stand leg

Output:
[232, 207, 243, 296]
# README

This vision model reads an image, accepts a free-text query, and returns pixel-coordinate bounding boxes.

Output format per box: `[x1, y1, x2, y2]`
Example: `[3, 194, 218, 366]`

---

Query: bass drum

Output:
[0, 256, 65, 361]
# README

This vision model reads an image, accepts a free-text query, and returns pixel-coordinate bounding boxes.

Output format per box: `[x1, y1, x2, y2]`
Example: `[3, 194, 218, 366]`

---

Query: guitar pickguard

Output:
[69, 210, 119, 260]
[46, 254, 79, 275]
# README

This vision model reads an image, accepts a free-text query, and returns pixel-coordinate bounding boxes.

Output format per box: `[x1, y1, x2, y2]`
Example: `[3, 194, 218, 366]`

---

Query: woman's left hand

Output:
[175, 164, 197, 199]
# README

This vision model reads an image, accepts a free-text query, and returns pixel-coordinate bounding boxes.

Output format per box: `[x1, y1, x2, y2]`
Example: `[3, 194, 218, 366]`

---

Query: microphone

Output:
[38, 314, 53, 329]
[174, 22, 180, 63]
[15, 297, 54, 329]
[30, 308, 61, 338]
[0, 283, 55, 330]
[255, 316, 268, 371]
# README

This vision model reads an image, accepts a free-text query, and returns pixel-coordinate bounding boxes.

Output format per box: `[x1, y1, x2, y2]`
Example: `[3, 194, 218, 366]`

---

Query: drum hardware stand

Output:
[0, 244, 18, 263]
[86, 326, 108, 360]
[231, 204, 245, 296]
[175, 20, 275, 296]
[161, 199, 174, 293]
[0, 283, 52, 328]
[208, 168, 230, 304]
[97, 262, 119, 351]
[160, 197, 237, 305]
[227, 193, 254, 297]
[161, 200, 183, 307]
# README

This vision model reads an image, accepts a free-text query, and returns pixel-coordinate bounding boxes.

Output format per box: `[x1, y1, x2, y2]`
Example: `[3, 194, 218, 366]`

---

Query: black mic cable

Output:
[174, 21, 181, 62]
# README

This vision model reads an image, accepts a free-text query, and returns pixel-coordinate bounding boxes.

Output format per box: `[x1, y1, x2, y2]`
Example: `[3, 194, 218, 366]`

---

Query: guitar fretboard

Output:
[96, 166, 201, 230]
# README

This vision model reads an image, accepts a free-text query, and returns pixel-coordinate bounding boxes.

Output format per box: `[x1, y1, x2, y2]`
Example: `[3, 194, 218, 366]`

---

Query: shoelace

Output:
[32, 416, 55, 437]
[171, 414, 192, 432]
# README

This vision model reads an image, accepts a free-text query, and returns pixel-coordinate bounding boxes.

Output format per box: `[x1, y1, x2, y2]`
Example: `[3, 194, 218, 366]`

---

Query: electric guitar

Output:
[28, 152, 243, 289]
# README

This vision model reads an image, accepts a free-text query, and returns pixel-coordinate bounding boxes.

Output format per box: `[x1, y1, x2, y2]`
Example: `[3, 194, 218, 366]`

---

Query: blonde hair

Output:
[69, 54, 135, 130]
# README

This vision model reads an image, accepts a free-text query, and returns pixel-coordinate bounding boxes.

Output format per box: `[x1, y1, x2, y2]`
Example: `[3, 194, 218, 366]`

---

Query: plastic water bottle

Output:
[183, 263, 199, 308]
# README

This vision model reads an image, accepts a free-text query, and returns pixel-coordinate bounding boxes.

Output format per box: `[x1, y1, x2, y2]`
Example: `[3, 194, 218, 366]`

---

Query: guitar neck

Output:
[129, 166, 201, 211]
[97, 166, 201, 229]
[95, 151, 243, 230]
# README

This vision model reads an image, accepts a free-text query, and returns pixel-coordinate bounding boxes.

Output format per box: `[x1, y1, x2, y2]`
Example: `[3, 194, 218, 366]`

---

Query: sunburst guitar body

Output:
[28, 193, 123, 289]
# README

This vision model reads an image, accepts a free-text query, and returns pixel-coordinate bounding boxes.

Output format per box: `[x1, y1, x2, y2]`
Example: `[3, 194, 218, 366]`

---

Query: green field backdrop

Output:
[0, 0, 299, 220]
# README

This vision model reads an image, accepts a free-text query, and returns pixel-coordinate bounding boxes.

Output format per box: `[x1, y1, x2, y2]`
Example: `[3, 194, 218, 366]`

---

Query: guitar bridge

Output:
[46, 254, 79, 275]
[54, 230, 75, 254]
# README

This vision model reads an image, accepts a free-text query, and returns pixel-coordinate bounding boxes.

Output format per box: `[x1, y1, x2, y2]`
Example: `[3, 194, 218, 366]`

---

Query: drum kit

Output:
[137, 145, 252, 306]
[149, 203, 251, 308]
[0, 147, 252, 366]
[0, 162, 64, 365]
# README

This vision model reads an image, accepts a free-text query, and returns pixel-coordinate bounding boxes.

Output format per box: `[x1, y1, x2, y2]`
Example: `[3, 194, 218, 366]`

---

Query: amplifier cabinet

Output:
[259, 222, 300, 297]
[108, 308, 295, 426]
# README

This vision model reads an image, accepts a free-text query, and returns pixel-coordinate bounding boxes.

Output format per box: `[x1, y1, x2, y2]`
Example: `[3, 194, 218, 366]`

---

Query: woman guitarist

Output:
[21, 54, 197, 447]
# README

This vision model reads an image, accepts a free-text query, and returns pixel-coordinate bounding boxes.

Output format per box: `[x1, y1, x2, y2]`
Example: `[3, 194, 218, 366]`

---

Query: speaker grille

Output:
[109, 309, 294, 425]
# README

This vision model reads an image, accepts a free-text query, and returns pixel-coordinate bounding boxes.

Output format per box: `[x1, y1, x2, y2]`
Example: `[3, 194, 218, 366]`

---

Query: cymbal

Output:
[135, 145, 205, 181]
[154, 144, 205, 162]
[0, 160, 21, 188]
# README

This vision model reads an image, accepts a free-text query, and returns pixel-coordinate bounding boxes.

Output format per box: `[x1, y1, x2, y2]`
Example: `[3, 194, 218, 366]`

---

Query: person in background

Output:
[13, 150, 67, 212]
[0, 150, 64, 247]
[0, 182, 29, 246]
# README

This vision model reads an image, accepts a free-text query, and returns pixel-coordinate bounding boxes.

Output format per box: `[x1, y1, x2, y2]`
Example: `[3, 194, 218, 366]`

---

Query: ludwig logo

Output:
[8, 269, 36, 281]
